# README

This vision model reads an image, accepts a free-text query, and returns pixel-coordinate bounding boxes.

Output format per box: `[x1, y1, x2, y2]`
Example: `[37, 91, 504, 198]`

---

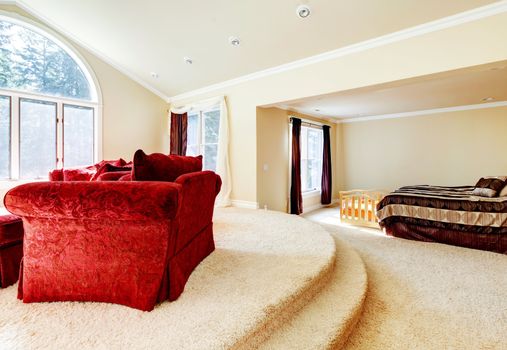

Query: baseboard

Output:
[303, 198, 340, 214]
[231, 200, 259, 210]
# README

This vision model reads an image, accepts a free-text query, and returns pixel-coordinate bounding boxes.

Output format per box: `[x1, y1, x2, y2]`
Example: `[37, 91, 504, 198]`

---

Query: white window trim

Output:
[1, 88, 99, 180]
[187, 105, 220, 171]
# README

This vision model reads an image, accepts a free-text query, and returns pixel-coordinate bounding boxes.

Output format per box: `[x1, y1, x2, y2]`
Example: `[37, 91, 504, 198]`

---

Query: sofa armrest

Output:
[172, 171, 221, 253]
[4, 181, 181, 221]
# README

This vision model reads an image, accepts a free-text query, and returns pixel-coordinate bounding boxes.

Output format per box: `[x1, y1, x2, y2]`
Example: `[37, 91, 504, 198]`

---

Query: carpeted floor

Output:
[306, 207, 507, 350]
[0, 208, 336, 350]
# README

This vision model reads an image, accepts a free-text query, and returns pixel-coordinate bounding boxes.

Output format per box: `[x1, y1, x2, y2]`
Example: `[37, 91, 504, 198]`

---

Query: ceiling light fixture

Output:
[296, 5, 311, 19]
[482, 97, 495, 102]
[183, 56, 193, 65]
[229, 36, 240, 47]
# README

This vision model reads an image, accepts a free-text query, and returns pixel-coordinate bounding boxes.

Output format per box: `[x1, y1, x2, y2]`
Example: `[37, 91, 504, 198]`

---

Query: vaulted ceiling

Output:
[11, 0, 496, 99]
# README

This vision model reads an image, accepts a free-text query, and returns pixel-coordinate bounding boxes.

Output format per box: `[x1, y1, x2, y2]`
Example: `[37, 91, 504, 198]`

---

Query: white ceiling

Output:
[11, 0, 497, 99]
[271, 60, 507, 120]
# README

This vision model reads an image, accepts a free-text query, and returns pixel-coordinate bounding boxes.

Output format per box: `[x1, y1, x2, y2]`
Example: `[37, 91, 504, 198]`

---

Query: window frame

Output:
[0, 88, 98, 180]
[300, 125, 324, 193]
[186, 104, 220, 172]
[0, 12, 101, 181]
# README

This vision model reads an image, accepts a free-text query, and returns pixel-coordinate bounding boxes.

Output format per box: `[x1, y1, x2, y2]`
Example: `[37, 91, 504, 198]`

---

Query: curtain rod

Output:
[289, 116, 330, 128]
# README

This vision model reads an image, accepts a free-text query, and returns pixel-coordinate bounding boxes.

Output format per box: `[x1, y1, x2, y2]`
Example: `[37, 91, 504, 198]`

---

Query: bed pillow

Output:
[499, 183, 507, 197]
[132, 149, 203, 182]
[472, 176, 507, 197]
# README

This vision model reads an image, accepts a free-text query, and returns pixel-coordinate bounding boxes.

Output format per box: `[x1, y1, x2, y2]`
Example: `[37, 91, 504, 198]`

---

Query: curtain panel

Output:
[169, 96, 231, 207]
[169, 112, 188, 155]
[290, 118, 303, 215]
[321, 125, 332, 204]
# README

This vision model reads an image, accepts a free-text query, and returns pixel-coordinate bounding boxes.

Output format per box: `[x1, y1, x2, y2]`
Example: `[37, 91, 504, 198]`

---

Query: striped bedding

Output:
[377, 185, 507, 253]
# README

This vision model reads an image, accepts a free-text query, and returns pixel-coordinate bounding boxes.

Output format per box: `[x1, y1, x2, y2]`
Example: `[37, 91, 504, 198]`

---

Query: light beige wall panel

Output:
[80, 51, 168, 160]
[256, 107, 289, 212]
[342, 107, 507, 191]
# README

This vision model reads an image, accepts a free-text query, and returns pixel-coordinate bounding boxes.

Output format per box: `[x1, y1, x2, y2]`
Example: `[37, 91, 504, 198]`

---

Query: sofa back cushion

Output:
[62, 168, 95, 181]
[132, 149, 202, 182]
[91, 164, 133, 181]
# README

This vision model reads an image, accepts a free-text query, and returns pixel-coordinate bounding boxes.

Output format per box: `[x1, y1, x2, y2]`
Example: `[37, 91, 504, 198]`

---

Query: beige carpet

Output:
[0, 208, 336, 350]
[259, 236, 367, 350]
[307, 207, 507, 350]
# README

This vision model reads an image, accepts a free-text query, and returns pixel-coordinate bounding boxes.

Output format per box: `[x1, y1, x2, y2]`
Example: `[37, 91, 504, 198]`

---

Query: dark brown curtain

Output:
[290, 118, 303, 215]
[321, 125, 332, 205]
[170, 112, 188, 155]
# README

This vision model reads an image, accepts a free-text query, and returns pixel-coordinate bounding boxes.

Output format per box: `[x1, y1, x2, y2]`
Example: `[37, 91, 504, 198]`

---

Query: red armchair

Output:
[4, 171, 221, 311]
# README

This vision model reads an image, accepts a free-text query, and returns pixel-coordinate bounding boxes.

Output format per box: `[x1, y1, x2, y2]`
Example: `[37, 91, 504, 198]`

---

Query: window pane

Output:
[187, 145, 200, 157]
[301, 126, 323, 192]
[203, 144, 217, 172]
[187, 113, 199, 149]
[0, 96, 10, 179]
[64, 104, 94, 168]
[0, 20, 92, 100]
[20, 99, 56, 179]
[203, 109, 220, 144]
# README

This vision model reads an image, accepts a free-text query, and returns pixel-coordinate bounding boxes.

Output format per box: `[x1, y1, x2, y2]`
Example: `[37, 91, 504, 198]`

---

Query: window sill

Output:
[302, 189, 321, 198]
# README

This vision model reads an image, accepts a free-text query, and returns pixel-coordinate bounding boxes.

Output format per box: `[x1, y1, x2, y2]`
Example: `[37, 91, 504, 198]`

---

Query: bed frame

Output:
[339, 190, 386, 228]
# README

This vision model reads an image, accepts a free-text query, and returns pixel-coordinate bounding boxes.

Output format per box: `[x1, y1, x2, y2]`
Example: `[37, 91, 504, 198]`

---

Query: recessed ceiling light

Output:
[150, 72, 159, 79]
[229, 36, 240, 46]
[482, 97, 495, 102]
[183, 56, 193, 65]
[296, 5, 311, 19]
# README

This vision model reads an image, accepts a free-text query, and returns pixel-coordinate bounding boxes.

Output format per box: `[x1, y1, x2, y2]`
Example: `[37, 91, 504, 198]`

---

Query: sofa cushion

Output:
[62, 168, 95, 181]
[94, 159, 127, 170]
[97, 171, 131, 181]
[91, 164, 132, 181]
[132, 150, 202, 182]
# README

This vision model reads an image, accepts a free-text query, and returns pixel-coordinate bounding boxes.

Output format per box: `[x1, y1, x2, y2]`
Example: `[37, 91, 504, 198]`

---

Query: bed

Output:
[377, 185, 507, 254]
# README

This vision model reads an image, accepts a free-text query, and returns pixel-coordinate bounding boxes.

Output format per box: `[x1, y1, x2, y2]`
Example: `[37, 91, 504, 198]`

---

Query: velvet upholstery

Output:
[132, 150, 202, 182]
[96, 171, 131, 181]
[5, 171, 221, 311]
[49, 159, 128, 182]
[91, 164, 132, 181]
[62, 167, 95, 181]
[0, 215, 24, 288]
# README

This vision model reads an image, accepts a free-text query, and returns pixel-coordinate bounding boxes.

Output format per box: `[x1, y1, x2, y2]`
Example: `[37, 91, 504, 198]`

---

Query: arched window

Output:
[0, 14, 99, 180]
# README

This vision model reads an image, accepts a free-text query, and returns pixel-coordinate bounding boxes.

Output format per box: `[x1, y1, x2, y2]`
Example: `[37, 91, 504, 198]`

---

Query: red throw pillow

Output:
[63, 168, 95, 181]
[94, 158, 127, 170]
[91, 164, 132, 181]
[132, 149, 202, 182]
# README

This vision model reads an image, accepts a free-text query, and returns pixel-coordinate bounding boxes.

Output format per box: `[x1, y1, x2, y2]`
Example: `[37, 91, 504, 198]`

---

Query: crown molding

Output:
[7, 0, 170, 101]
[168, 1, 507, 103]
[338, 101, 507, 123]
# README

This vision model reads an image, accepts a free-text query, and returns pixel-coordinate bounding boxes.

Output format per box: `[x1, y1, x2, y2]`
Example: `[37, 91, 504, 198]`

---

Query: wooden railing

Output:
[339, 190, 387, 228]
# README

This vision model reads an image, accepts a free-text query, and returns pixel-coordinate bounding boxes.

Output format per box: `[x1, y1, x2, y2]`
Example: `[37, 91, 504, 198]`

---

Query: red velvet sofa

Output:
[4, 150, 221, 311]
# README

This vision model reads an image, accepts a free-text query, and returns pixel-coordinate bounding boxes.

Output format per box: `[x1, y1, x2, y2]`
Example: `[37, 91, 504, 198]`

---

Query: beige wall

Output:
[256, 107, 340, 212]
[0, 5, 168, 161]
[171, 12, 507, 206]
[341, 106, 507, 191]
